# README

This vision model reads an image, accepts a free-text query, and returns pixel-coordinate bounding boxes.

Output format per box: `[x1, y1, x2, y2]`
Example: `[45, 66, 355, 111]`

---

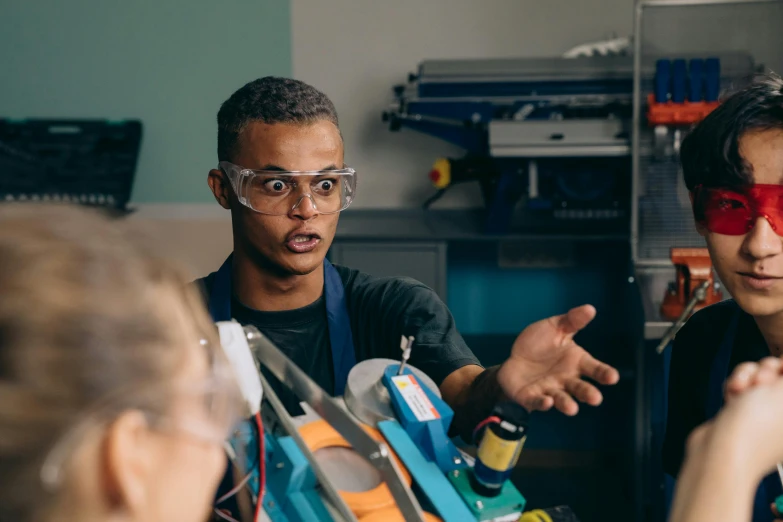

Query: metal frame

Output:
[630, 0, 783, 266]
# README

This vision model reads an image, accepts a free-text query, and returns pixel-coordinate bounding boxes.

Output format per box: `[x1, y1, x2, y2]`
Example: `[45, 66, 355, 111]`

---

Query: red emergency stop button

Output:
[429, 158, 451, 189]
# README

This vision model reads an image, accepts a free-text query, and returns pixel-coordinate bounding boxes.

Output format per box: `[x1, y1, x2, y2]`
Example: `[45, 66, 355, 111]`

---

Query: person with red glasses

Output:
[663, 72, 783, 522]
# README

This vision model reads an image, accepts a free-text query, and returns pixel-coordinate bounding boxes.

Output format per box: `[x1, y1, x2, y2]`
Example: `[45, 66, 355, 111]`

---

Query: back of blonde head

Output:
[0, 203, 220, 522]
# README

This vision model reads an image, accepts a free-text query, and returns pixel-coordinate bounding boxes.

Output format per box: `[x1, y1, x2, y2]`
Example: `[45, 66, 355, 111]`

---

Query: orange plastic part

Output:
[297, 419, 412, 518]
[646, 94, 721, 127]
[660, 247, 723, 321]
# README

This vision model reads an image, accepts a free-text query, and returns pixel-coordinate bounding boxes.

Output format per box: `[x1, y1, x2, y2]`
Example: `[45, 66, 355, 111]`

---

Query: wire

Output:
[254, 411, 265, 522]
[213, 508, 242, 522]
[472, 415, 501, 444]
[216, 471, 252, 505]
[422, 188, 448, 209]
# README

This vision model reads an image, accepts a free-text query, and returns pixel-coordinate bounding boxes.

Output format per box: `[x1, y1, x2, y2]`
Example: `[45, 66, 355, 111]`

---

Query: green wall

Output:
[0, 0, 291, 203]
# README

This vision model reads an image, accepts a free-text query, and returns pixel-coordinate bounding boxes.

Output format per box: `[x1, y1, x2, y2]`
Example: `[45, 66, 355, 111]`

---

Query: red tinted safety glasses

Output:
[693, 184, 783, 235]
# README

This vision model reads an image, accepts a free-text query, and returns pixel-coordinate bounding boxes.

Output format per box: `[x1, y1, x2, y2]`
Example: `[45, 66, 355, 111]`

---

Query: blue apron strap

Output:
[706, 306, 776, 522]
[207, 254, 356, 394]
[323, 258, 357, 396]
[208, 253, 234, 322]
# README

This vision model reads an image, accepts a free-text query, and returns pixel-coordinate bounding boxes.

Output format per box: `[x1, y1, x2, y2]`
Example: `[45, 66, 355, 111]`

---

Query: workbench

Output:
[330, 208, 628, 303]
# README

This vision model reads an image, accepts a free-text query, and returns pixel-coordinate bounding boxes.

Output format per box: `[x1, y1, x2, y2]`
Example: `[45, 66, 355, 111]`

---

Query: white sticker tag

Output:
[391, 374, 440, 422]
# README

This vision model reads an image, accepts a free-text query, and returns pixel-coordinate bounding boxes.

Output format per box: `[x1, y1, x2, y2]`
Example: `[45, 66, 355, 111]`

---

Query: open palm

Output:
[497, 304, 620, 416]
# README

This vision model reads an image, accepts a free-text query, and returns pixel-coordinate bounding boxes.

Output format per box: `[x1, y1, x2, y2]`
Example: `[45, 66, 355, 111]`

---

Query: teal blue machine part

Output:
[263, 433, 334, 522]
[378, 419, 476, 521]
[382, 363, 464, 473]
[381, 363, 527, 521]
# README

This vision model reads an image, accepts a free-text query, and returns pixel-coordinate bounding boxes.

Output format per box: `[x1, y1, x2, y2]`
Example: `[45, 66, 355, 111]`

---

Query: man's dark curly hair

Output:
[217, 76, 340, 162]
[680, 72, 783, 192]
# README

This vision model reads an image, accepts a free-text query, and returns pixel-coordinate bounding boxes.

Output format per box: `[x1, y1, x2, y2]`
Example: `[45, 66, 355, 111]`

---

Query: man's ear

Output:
[208, 170, 231, 210]
[103, 410, 154, 512]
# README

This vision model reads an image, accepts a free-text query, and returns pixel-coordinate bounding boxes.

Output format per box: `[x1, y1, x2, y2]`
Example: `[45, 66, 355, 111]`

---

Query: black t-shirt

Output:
[197, 264, 482, 415]
[662, 299, 769, 478]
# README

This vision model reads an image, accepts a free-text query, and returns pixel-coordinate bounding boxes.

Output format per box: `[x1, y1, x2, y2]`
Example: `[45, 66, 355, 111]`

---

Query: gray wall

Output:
[292, 0, 783, 210]
[0, 0, 292, 204]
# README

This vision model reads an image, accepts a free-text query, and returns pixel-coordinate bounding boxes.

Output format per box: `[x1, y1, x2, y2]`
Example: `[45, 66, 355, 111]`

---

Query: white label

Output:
[486, 513, 523, 522]
[391, 374, 440, 422]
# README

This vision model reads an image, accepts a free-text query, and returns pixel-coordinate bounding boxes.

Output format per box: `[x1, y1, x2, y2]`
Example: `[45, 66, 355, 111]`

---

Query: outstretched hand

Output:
[497, 304, 620, 416]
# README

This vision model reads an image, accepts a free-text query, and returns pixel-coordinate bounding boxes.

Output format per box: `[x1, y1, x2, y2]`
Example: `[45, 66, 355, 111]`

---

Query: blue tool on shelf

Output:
[671, 59, 687, 103]
[689, 59, 704, 102]
[382, 361, 465, 474]
[705, 57, 721, 102]
[655, 59, 671, 103]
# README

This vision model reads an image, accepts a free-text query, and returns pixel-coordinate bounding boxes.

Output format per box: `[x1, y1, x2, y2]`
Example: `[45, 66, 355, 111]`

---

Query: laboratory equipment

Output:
[217, 322, 578, 522]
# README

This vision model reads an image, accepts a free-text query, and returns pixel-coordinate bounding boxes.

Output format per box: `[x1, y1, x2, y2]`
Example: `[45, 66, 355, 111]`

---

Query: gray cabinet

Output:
[329, 241, 448, 301]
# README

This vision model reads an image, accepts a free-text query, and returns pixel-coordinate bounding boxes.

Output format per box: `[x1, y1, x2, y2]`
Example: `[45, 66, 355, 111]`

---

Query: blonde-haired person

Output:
[0, 204, 242, 522]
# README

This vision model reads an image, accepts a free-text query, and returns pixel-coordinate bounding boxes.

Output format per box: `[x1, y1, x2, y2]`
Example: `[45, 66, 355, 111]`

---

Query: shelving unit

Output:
[630, 0, 783, 265]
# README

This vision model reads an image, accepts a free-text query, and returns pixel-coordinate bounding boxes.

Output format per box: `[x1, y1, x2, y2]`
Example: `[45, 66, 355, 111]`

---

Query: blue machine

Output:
[382, 53, 755, 235]
[242, 324, 535, 522]
[382, 363, 464, 474]
[262, 433, 335, 521]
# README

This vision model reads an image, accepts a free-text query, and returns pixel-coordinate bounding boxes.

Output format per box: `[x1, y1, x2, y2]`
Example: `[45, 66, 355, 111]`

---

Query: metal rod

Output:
[631, 0, 644, 265]
[398, 336, 414, 376]
[654, 280, 710, 354]
[642, 0, 782, 7]
[258, 373, 358, 522]
[635, 258, 676, 268]
[246, 327, 426, 522]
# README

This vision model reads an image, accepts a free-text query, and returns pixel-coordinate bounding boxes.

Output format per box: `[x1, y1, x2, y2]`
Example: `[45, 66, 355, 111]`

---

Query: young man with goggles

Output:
[663, 73, 783, 522]
[198, 76, 620, 519]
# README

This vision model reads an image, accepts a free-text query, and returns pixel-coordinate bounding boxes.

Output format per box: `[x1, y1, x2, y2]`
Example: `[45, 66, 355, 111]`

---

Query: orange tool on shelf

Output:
[660, 247, 722, 321]
[655, 248, 723, 354]
[646, 94, 720, 127]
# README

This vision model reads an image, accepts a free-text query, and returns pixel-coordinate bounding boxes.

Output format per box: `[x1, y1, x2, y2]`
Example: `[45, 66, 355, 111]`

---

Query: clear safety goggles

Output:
[40, 340, 244, 490]
[692, 184, 783, 236]
[219, 161, 357, 216]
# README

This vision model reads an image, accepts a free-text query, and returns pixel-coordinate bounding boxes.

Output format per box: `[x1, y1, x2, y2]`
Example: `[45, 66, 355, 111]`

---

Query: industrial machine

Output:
[382, 53, 755, 235]
[216, 321, 581, 522]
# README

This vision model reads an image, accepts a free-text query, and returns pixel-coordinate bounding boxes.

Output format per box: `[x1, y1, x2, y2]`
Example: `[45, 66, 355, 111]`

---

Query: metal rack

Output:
[630, 0, 783, 266]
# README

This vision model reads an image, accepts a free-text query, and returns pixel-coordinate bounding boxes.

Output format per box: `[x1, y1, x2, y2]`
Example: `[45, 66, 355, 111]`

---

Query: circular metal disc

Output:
[313, 446, 381, 492]
[343, 358, 441, 426]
